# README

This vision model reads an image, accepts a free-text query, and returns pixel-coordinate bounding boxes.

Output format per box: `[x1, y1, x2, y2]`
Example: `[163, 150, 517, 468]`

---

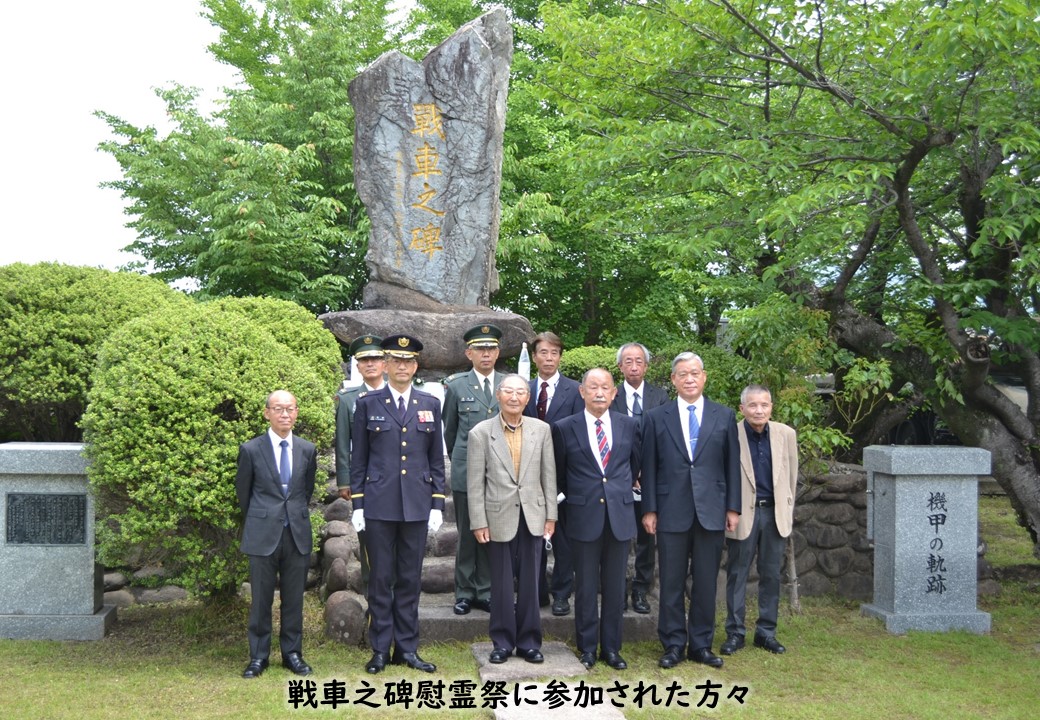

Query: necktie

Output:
[632, 392, 642, 417]
[279, 439, 290, 497]
[397, 395, 406, 421]
[688, 404, 700, 460]
[595, 418, 610, 470]
[537, 381, 548, 420]
[483, 377, 492, 405]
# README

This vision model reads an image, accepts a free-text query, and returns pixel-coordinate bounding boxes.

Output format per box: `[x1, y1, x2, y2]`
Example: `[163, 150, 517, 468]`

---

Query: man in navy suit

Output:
[553, 368, 641, 670]
[350, 334, 446, 675]
[524, 330, 584, 615]
[641, 352, 740, 669]
[236, 389, 317, 679]
[610, 342, 670, 614]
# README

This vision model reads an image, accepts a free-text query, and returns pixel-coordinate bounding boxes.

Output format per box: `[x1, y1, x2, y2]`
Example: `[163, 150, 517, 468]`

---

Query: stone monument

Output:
[860, 445, 991, 634]
[320, 8, 534, 375]
[0, 442, 116, 639]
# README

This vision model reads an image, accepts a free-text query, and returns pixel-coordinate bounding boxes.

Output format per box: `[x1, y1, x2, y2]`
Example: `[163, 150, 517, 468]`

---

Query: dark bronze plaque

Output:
[6, 493, 87, 545]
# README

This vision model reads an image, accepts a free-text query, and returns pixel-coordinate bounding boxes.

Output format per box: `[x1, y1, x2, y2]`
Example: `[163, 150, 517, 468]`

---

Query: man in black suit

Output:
[350, 334, 446, 675]
[553, 368, 641, 670]
[236, 390, 317, 679]
[641, 352, 740, 669]
[610, 342, 669, 614]
[524, 330, 584, 615]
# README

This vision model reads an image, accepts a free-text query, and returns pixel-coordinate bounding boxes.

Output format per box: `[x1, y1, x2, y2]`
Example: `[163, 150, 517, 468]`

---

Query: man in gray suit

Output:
[236, 390, 317, 679]
[468, 374, 557, 665]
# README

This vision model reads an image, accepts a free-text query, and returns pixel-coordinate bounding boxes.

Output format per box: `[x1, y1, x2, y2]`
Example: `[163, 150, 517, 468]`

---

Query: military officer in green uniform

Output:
[334, 335, 386, 597]
[442, 324, 503, 615]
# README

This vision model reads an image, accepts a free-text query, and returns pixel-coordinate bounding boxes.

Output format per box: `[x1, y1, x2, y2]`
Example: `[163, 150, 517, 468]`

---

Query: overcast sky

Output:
[0, 1, 239, 270]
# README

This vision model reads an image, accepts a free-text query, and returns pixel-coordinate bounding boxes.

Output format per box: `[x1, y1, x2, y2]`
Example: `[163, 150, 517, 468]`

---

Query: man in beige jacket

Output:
[721, 384, 798, 656]
[468, 374, 557, 665]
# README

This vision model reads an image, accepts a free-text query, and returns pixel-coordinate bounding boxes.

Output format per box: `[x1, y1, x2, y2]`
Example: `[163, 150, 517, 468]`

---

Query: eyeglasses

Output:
[498, 388, 529, 397]
[268, 406, 298, 415]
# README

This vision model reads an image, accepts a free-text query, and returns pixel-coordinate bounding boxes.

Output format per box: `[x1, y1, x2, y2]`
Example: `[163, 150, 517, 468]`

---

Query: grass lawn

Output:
[2, 495, 1037, 719]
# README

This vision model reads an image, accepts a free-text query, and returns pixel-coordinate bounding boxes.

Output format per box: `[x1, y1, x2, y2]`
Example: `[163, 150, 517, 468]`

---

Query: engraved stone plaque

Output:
[6, 493, 87, 545]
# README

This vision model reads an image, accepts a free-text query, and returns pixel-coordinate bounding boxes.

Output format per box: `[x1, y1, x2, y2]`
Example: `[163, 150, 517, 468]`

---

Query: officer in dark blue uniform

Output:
[350, 334, 446, 674]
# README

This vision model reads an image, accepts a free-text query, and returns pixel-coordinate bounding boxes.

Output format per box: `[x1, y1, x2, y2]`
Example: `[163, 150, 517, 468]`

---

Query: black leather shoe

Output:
[366, 651, 389, 674]
[242, 658, 268, 678]
[393, 651, 436, 672]
[689, 647, 724, 668]
[281, 652, 312, 676]
[551, 595, 570, 616]
[518, 648, 544, 664]
[720, 634, 745, 655]
[754, 634, 786, 654]
[658, 646, 683, 668]
[471, 598, 492, 613]
[453, 597, 472, 615]
[489, 648, 511, 664]
[631, 591, 651, 614]
[579, 651, 596, 669]
[600, 651, 627, 670]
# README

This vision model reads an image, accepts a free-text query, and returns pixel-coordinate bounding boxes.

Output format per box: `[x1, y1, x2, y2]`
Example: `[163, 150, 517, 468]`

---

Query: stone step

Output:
[416, 591, 660, 644]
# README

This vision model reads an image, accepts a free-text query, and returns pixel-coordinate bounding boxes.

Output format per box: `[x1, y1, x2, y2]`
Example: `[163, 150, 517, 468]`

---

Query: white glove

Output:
[428, 509, 443, 533]
[351, 509, 365, 533]
[557, 492, 566, 504]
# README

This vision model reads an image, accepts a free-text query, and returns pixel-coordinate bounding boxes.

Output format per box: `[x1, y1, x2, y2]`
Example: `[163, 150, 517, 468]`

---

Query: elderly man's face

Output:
[580, 368, 617, 417]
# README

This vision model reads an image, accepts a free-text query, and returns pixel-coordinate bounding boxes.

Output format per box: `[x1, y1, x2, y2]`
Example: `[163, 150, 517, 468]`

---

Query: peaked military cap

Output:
[349, 335, 384, 359]
[381, 333, 423, 358]
[464, 324, 502, 348]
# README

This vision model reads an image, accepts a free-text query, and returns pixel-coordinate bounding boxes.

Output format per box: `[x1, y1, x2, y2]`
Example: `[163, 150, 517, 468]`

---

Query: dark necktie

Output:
[688, 404, 700, 460]
[632, 392, 642, 417]
[397, 395, 406, 421]
[595, 418, 610, 470]
[537, 381, 548, 420]
[279, 439, 290, 498]
[483, 377, 492, 405]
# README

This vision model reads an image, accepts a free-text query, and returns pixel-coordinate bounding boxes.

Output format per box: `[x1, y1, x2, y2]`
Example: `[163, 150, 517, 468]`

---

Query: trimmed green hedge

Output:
[82, 300, 338, 596]
[0, 263, 188, 441]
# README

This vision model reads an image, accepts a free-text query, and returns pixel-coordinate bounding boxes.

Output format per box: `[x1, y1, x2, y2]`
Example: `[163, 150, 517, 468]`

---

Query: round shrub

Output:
[559, 345, 619, 382]
[82, 301, 336, 597]
[207, 295, 343, 391]
[0, 263, 189, 441]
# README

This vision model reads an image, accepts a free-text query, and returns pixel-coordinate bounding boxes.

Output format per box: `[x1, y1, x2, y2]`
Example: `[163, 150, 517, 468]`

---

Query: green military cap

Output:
[381, 333, 423, 359]
[349, 335, 384, 359]
[464, 324, 502, 348]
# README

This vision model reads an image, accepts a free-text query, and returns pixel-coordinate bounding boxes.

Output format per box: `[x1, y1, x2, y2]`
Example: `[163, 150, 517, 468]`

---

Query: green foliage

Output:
[559, 345, 618, 382]
[97, 0, 401, 312]
[0, 263, 189, 442]
[82, 301, 336, 597]
[206, 295, 343, 391]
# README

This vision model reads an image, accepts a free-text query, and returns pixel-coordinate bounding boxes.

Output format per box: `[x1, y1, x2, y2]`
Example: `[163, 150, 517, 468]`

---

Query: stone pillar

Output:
[0, 443, 116, 639]
[861, 445, 991, 633]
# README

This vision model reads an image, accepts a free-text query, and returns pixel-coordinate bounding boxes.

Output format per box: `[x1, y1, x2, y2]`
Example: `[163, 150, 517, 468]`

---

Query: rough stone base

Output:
[0, 605, 117, 640]
[860, 603, 991, 634]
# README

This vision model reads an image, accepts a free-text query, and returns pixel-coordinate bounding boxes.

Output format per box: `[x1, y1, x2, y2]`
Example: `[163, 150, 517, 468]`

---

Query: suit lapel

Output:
[768, 421, 786, 494]
[573, 417, 600, 469]
[489, 422, 518, 483]
[663, 401, 688, 461]
[260, 436, 279, 482]
[693, 400, 720, 463]
[738, 422, 755, 492]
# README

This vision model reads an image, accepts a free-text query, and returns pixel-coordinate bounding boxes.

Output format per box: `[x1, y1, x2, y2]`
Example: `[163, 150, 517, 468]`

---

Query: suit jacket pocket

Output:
[246, 508, 268, 519]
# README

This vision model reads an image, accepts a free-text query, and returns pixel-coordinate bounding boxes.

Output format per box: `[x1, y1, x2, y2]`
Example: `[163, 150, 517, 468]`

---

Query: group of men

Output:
[233, 326, 798, 678]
